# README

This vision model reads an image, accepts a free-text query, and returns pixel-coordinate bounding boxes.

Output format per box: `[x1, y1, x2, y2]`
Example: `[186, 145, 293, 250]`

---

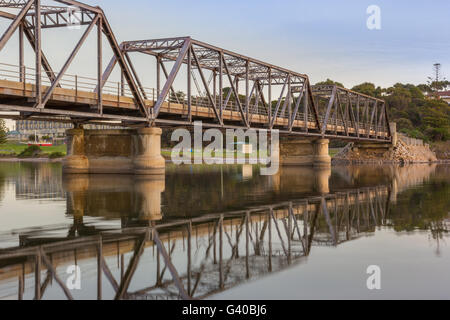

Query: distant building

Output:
[15, 120, 119, 141]
[434, 90, 450, 105]
[6, 130, 20, 141]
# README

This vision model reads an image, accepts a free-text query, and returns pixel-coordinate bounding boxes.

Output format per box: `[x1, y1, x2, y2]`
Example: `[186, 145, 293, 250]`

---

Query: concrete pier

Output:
[63, 128, 165, 175]
[279, 138, 331, 167]
[63, 129, 89, 174]
[133, 127, 165, 175]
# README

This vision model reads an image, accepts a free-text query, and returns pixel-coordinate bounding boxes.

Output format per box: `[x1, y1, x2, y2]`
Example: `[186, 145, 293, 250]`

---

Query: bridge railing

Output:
[0, 62, 158, 100]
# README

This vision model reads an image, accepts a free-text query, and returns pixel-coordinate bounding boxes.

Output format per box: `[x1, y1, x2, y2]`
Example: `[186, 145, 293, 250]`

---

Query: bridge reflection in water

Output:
[0, 164, 443, 300]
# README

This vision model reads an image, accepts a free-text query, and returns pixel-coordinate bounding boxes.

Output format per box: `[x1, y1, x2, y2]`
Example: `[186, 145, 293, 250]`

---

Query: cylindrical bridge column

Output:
[279, 138, 331, 167]
[312, 139, 331, 167]
[133, 127, 166, 175]
[63, 129, 89, 174]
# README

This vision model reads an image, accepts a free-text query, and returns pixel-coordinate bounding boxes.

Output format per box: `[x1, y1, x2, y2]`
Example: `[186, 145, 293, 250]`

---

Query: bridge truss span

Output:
[0, 0, 392, 143]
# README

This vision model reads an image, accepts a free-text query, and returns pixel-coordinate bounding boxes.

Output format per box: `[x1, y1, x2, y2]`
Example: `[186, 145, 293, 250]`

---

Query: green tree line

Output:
[316, 79, 450, 142]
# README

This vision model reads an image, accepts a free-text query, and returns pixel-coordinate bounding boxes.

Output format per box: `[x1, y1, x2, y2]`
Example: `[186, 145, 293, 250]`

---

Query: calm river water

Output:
[0, 162, 448, 299]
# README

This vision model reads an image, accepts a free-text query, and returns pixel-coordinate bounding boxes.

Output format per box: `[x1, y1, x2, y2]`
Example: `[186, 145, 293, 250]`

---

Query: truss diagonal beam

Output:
[38, 14, 99, 108]
[0, 0, 32, 51]
[152, 38, 191, 121]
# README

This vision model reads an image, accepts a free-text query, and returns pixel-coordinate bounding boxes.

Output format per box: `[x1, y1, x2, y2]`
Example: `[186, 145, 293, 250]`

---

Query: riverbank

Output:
[432, 141, 450, 160]
[1, 143, 447, 164]
[0, 156, 63, 162]
[331, 138, 450, 164]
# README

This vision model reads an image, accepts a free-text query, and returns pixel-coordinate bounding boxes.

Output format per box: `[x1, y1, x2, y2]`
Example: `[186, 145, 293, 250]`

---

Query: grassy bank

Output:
[162, 148, 341, 158]
[2, 144, 340, 159]
[0, 143, 67, 158]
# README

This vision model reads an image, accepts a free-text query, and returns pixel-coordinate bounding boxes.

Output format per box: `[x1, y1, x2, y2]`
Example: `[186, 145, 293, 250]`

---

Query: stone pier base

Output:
[279, 138, 331, 167]
[63, 128, 165, 175]
[351, 142, 393, 160]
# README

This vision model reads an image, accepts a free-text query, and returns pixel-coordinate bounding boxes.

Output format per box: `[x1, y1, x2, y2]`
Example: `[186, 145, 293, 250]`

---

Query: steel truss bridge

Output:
[0, 186, 391, 300]
[0, 0, 391, 142]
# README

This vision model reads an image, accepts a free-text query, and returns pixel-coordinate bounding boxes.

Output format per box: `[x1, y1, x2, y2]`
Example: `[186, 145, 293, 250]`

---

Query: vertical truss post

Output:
[304, 84, 309, 132]
[97, 17, 103, 114]
[245, 211, 250, 279]
[18, 270, 24, 300]
[35, 0, 42, 108]
[268, 209, 272, 272]
[368, 101, 376, 138]
[156, 56, 161, 98]
[356, 96, 360, 137]
[374, 102, 378, 138]
[156, 246, 161, 285]
[384, 102, 392, 140]
[213, 221, 217, 264]
[219, 52, 223, 120]
[219, 215, 224, 289]
[187, 48, 192, 121]
[19, 22, 24, 82]
[268, 68, 272, 126]
[213, 69, 217, 105]
[120, 71, 124, 95]
[34, 251, 41, 300]
[97, 236, 103, 300]
[287, 75, 292, 125]
[245, 60, 249, 124]
[187, 222, 192, 295]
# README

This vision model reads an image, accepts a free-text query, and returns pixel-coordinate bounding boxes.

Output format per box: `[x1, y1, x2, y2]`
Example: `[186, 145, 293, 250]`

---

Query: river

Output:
[0, 162, 448, 299]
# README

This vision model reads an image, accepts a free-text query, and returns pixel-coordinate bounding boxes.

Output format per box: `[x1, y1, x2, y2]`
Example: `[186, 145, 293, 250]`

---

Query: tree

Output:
[0, 119, 7, 145]
[315, 79, 344, 88]
[351, 82, 383, 98]
[169, 90, 186, 103]
[28, 134, 38, 142]
[381, 82, 450, 142]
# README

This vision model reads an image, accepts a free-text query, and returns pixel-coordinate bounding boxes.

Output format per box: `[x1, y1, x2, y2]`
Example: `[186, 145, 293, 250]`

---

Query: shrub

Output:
[18, 145, 42, 158]
[48, 151, 65, 159]
[0, 119, 7, 145]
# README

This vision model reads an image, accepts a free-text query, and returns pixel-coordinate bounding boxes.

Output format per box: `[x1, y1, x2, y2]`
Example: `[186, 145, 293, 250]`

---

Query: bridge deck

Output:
[0, 78, 388, 139]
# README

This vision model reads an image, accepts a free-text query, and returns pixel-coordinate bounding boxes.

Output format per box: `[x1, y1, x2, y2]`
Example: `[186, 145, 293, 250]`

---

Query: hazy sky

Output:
[95, 0, 450, 87]
[1, 0, 450, 129]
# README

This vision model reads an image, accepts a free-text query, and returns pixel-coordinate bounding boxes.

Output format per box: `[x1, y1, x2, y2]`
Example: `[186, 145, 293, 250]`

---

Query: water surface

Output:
[0, 162, 448, 299]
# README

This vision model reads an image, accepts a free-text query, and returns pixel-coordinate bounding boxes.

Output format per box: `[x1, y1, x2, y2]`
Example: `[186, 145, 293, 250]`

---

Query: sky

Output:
[1, 0, 450, 129]
[97, 0, 450, 87]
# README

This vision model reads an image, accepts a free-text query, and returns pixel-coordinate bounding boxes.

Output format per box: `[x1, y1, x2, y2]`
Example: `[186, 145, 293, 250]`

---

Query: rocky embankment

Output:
[333, 139, 439, 164]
